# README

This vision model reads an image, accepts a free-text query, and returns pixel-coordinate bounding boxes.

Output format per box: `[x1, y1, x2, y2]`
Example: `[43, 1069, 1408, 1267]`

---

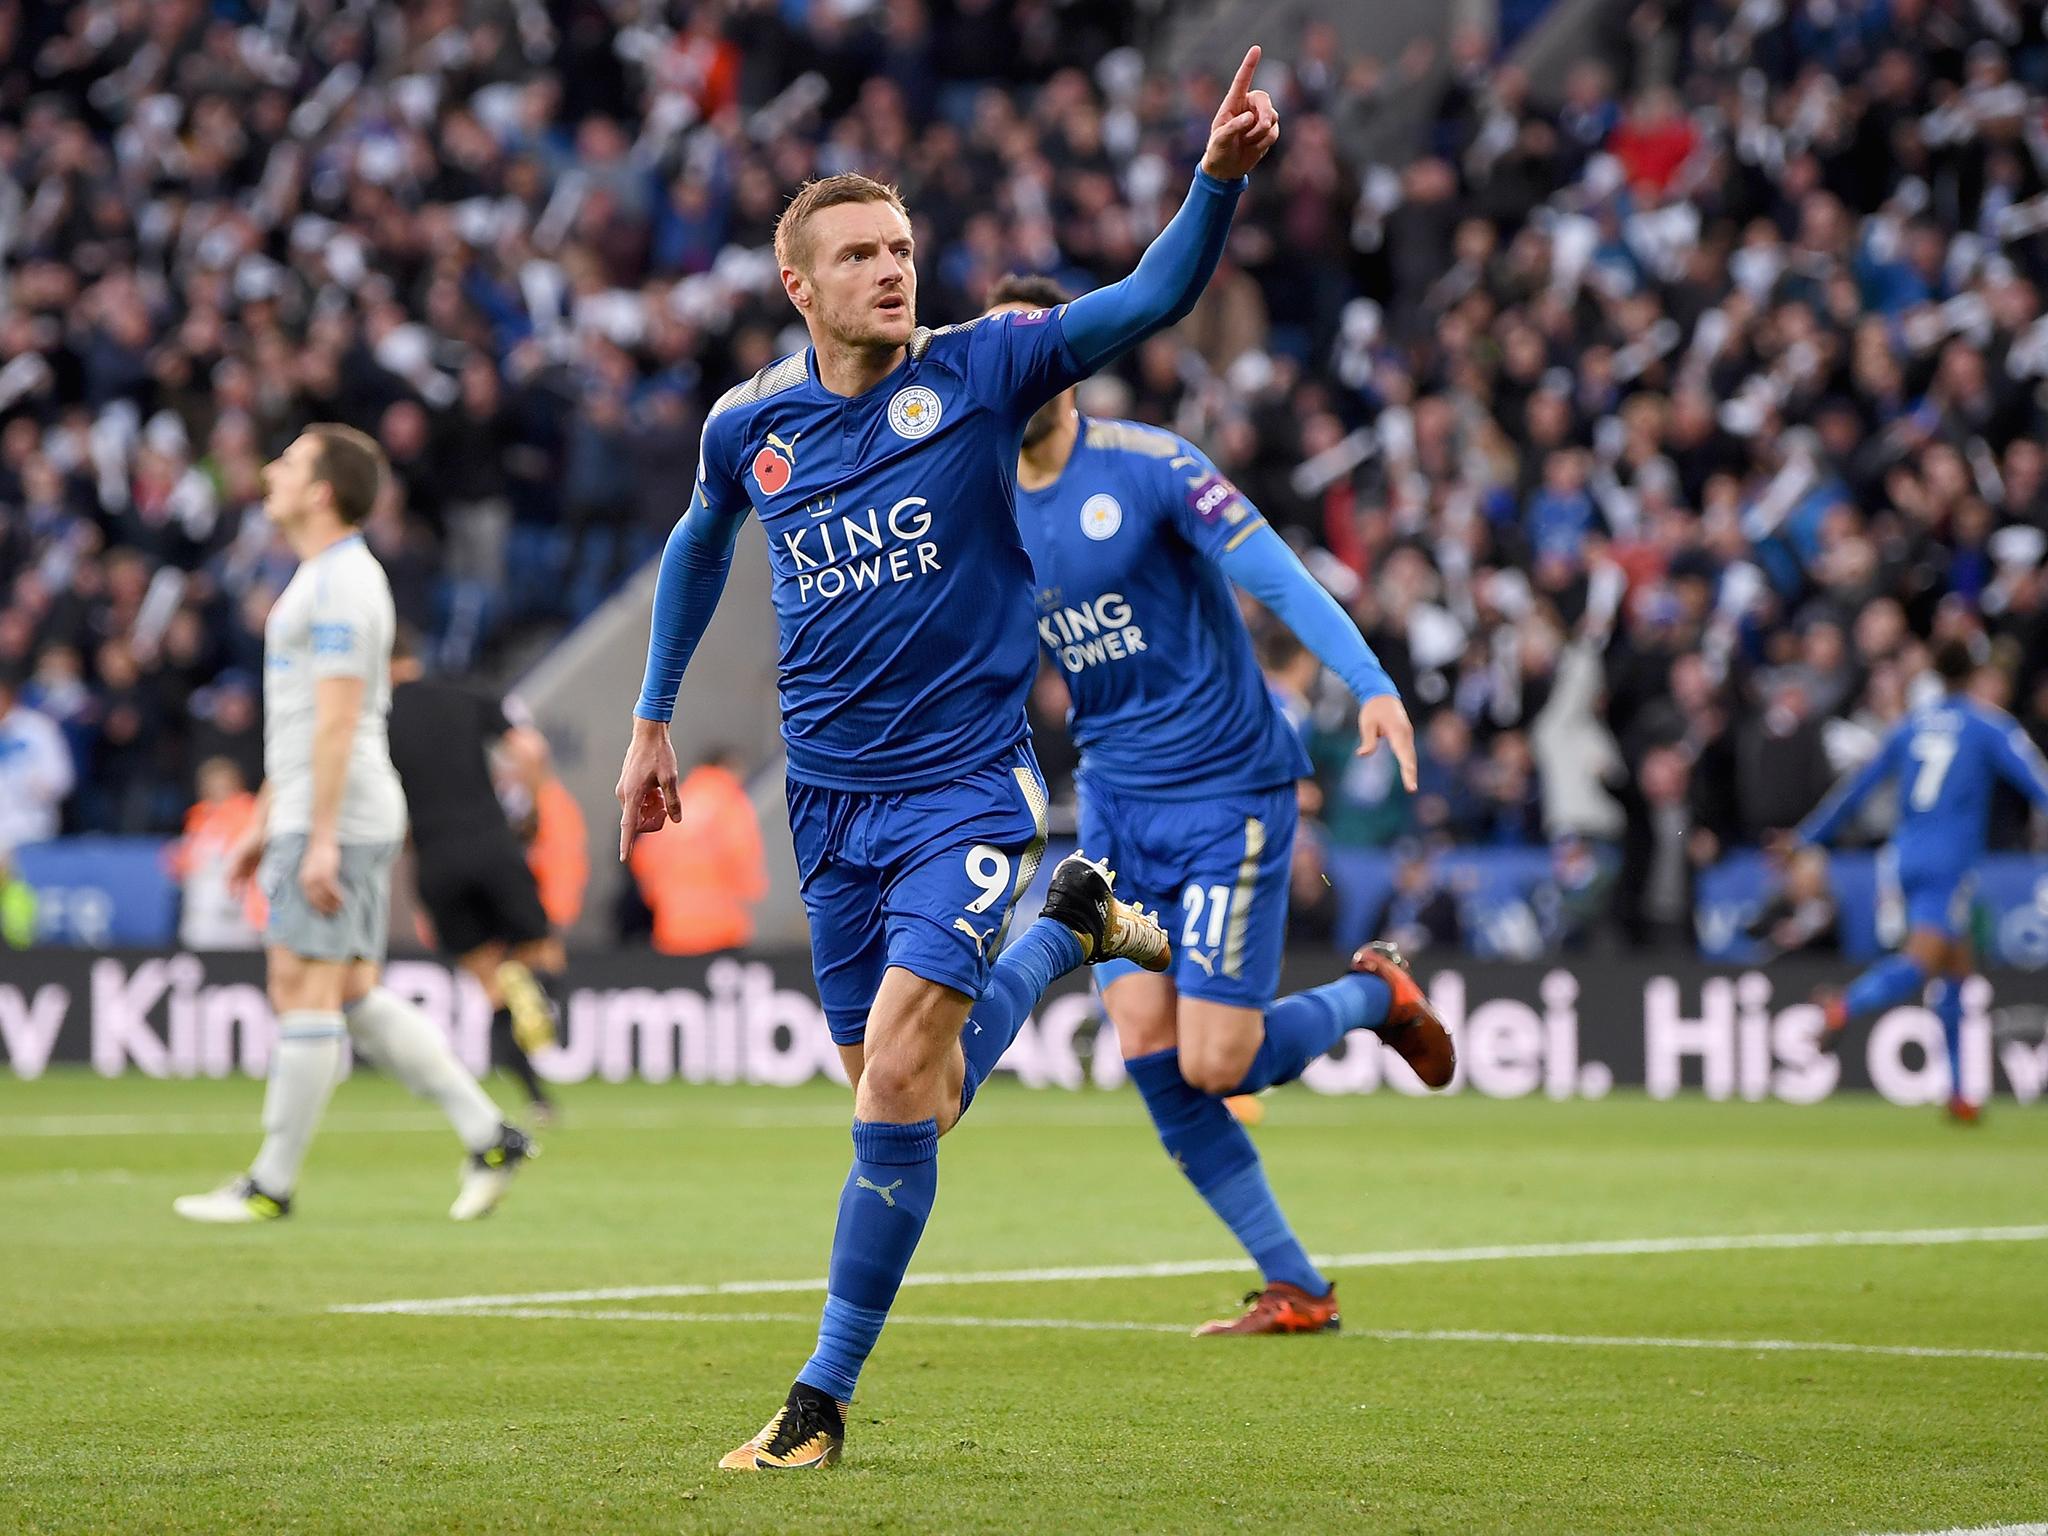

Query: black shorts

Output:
[415, 834, 551, 956]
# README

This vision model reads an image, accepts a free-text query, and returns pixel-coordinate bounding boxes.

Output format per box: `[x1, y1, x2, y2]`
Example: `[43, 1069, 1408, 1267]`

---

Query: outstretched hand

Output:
[1357, 694, 1418, 793]
[1201, 46, 1281, 181]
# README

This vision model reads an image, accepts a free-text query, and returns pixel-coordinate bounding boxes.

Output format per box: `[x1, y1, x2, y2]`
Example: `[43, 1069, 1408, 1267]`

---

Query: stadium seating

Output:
[2, 0, 2044, 952]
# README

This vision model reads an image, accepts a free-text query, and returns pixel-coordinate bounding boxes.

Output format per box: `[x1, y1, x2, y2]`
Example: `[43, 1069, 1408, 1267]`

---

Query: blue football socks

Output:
[1126, 1048, 1327, 1295]
[796, 1118, 940, 1403]
[1230, 972, 1392, 1096]
[1929, 978, 1965, 1099]
[1842, 952, 1928, 1023]
[958, 918, 1086, 1115]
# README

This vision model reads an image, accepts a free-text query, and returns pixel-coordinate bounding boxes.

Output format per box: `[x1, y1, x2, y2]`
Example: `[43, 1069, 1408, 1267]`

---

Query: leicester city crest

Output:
[1080, 493, 1123, 541]
[887, 385, 943, 440]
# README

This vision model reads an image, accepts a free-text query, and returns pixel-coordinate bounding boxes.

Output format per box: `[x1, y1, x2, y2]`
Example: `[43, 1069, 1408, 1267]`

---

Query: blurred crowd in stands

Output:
[3, 0, 2047, 954]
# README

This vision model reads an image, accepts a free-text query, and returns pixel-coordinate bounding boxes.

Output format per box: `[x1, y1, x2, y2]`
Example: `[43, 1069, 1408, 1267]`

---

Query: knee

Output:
[856, 1041, 928, 1117]
[1107, 983, 1179, 1062]
[269, 958, 339, 1015]
[858, 973, 968, 1118]
[1115, 1012, 1179, 1061]
[1179, 1049, 1247, 1097]
[1904, 931, 1947, 973]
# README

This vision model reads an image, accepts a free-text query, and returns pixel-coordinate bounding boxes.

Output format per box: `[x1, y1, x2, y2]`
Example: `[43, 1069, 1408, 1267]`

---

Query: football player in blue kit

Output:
[1791, 639, 2048, 1121]
[616, 50, 1284, 1468]
[987, 275, 1456, 1338]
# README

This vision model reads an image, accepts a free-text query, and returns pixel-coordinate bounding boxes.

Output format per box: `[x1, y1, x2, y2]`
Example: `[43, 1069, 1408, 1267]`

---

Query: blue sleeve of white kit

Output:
[1058, 171, 1245, 372]
[1218, 524, 1397, 704]
[634, 434, 750, 722]
[1989, 715, 2048, 814]
[1796, 725, 1903, 847]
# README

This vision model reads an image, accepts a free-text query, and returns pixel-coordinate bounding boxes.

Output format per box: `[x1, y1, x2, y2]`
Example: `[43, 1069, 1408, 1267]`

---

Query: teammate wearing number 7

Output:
[1791, 639, 2048, 1120]
[986, 275, 1455, 1339]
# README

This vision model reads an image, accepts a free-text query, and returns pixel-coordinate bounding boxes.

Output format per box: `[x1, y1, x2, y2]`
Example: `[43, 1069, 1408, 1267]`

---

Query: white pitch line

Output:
[0, 1106, 849, 1138]
[1864, 1526, 2048, 1536]
[0, 1168, 139, 1189]
[1360, 1328, 2048, 1365]
[0, 1100, 1182, 1138]
[373, 1306, 2048, 1363]
[0, 1109, 461, 1138]
[330, 1224, 2048, 1316]
[451, 1307, 1189, 1334]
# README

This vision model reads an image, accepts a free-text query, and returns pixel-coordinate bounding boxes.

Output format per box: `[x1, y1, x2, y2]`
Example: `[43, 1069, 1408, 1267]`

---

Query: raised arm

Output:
[21, 712, 74, 809]
[1795, 726, 1903, 849]
[1991, 717, 2048, 817]
[1057, 46, 1279, 373]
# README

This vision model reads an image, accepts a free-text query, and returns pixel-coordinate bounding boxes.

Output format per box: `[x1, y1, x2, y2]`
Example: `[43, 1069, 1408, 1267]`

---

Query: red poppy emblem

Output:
[752, 444, 792, 495]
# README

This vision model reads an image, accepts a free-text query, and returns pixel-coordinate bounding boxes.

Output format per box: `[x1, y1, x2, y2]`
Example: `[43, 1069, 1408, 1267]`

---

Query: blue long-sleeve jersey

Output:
[634, 171, 1245, 790]
[1797, 694, 2048, 880]
[1016, 417, 1395, 798]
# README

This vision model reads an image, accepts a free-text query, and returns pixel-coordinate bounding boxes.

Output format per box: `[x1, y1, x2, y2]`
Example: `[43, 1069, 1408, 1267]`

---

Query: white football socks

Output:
[345, 988, 503, 1153]
[249, 1012, 346, 1197]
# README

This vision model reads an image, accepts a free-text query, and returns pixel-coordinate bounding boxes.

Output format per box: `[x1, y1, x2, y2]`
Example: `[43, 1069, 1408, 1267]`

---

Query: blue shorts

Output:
[1077, 775, 1296, 1010]
[1903, 869, 1973, 939]
[790, 741, 1050, 1046]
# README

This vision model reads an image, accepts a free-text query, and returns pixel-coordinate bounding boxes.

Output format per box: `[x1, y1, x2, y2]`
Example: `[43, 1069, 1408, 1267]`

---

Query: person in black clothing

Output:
[1612, 744, 1719, 949]
[385, 628, 564, 1122]
[1742, 845, 1841, 959]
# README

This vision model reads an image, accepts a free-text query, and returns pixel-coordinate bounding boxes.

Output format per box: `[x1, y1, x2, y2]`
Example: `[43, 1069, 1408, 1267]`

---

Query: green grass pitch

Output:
[3, 1070, 2045, 1534]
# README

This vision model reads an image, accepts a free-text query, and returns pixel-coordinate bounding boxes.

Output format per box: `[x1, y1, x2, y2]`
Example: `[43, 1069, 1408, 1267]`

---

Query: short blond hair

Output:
[774, 173, 910, 273]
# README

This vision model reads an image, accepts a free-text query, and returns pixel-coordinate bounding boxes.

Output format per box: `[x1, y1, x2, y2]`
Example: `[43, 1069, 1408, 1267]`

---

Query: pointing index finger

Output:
[1224, 45, 1261, 113]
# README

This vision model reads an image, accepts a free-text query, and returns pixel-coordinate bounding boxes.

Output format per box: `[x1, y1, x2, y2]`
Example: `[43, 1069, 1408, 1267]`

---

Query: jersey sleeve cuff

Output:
[1194, 168, 1249, 194]
[1350, 672, 1399, 704]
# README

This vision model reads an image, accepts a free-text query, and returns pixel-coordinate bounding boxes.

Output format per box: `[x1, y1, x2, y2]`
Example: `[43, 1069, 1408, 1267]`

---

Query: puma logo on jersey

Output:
[855, 1176, 903, 1207]
[1184, 949, 1216, 977]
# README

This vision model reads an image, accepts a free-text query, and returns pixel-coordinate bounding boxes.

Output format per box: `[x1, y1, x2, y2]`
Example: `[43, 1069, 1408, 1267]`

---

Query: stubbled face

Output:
[986, 299, 1074, 445]
[261, 434, 323, 532]
[786, 200, 918, 352]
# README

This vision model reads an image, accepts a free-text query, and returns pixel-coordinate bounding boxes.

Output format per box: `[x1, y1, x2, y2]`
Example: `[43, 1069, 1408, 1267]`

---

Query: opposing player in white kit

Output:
[174, 425, 535, 1224]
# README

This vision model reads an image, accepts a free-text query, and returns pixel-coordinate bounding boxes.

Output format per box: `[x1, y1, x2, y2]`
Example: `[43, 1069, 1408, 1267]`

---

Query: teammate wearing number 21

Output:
[618, 46, 1287, 1471]
[1792, 638, 2048, 1121]
[987, 274, 1455, 1339]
